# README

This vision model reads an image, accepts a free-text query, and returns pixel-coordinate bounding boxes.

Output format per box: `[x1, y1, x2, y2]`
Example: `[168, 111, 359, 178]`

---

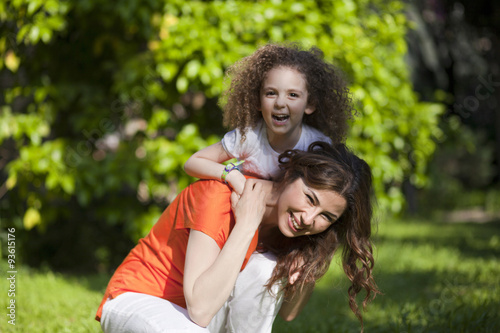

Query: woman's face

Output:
[276, 177, 347, 238]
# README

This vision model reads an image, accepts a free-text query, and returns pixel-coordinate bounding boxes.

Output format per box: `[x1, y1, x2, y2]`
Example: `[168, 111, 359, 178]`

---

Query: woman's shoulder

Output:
[185, 179, 232, 199]
[174, 180, 233, 237]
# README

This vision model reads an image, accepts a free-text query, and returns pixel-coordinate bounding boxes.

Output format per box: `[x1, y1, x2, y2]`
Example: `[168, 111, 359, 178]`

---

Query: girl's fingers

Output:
[230, 191, 240, 208]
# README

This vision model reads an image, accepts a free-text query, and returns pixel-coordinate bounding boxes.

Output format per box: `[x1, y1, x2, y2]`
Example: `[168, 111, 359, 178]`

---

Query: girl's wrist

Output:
[221, 160, 245, 183]
[226, 170, 246, 195]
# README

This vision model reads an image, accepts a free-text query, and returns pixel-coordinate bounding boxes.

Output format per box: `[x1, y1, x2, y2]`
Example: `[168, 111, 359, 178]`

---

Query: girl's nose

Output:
[275, 95, 285, 108]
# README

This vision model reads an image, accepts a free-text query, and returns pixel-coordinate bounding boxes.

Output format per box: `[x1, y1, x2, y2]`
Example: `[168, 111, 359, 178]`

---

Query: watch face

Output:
[222, 161, 245, 182]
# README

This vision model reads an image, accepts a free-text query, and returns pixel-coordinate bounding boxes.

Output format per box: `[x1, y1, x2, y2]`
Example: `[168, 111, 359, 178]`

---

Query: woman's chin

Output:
[278, 224, 296, 238]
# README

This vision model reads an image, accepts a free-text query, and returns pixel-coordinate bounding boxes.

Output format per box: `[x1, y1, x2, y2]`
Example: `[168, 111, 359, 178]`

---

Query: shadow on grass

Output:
[78, 272, 113, 293]
[376, 219, 500, 260]
[276, 268, 500, 333]
[273, 218, 500, 333]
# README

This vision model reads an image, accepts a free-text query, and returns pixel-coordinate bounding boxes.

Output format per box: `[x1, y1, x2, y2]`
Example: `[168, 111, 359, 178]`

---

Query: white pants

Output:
[100, 252, 282, 333]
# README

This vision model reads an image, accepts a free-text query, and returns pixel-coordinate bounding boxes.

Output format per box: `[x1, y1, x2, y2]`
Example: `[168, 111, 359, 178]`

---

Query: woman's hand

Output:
[280, 257, 316, 321]
[289, 257, 304, 285]
[288, 257, 315, 285]
[230, 179, 267, 230]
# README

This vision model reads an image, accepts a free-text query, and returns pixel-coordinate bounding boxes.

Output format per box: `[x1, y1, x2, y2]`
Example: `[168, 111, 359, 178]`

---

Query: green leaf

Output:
[23, 207, 41, 230]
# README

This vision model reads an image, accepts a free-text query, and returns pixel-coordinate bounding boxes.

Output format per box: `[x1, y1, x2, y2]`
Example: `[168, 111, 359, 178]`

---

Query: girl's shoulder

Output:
[301, 124, 332, 145]
[222, 121, 266, 156]
[225, 121, 265, 141]
[245, 120, 266, 137]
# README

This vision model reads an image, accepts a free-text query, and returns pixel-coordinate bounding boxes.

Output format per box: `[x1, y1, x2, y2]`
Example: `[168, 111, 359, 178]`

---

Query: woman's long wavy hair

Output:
[220, 43, 353, 144]
[263, 142, 380, 330]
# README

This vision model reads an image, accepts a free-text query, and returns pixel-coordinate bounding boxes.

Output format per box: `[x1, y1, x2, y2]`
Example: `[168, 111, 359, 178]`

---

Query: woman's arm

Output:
[278, 282, 315, 321]
[183, 180, 267, 327]
[184, 141, 246, 195]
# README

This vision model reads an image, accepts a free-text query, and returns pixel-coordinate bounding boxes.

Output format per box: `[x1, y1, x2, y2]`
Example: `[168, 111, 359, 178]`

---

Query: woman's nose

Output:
[301, 210, 316, 226]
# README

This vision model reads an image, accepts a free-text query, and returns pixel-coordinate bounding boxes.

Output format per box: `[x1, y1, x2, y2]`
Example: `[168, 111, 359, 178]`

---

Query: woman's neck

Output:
[258, 179, 279, 234]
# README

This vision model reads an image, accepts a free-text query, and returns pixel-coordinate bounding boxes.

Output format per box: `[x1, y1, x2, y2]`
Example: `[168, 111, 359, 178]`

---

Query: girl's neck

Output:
[266, 125, 302, 153]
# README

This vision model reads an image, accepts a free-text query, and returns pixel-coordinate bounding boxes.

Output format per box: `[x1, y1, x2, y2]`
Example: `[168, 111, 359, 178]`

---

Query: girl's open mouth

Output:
[272, 114, 289, 124]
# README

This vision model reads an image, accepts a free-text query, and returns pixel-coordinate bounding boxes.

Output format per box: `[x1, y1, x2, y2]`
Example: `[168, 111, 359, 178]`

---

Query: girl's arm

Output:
[183, 180, 267, 327]
[278, 282, 315, 321]
[184, 141, 246, 195]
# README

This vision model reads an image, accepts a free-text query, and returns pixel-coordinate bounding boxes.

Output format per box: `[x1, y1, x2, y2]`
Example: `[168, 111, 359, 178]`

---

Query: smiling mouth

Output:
[272, 114, 289, 123]
[290, 213, 302, 231]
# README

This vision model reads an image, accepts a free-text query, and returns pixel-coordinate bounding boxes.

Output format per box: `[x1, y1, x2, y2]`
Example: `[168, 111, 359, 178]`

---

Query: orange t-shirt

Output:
[95, 180, 259, 321]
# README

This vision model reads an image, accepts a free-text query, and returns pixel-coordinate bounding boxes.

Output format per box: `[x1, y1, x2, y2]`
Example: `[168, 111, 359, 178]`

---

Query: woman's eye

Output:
[322, 214, 334, 223]
[306, 194, 314, 204]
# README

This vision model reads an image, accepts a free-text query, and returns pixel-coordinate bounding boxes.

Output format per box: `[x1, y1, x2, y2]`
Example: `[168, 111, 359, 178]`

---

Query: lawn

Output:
[1, 217, 499, 332]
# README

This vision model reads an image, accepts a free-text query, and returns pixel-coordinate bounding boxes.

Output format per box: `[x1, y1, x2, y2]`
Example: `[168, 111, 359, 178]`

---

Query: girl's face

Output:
[259, 67, 315, 148]
[276, 177, 346, 238]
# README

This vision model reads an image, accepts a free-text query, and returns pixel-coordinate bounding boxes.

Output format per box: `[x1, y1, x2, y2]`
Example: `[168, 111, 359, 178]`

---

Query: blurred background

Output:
[0, 0, 499, 332]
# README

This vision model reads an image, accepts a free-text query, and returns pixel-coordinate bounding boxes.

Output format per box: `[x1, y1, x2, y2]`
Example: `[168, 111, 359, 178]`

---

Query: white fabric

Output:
[100, 252, 281, 333]
[222, 121, 331, 179]
[208, 251, 282, 333]
[100, 292, 208, 333]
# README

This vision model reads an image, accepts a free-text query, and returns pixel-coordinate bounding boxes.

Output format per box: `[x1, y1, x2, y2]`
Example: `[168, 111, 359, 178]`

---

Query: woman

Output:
[96, 142, 380, 332]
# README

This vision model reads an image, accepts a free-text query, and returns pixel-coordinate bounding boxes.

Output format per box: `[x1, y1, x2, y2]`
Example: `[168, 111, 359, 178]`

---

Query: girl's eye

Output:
[290, 93, 299, 97]
[265, 91, 275, 96]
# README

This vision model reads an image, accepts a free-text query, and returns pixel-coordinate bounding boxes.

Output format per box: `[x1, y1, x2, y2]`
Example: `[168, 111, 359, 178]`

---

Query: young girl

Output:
[184, 43, 354, 195]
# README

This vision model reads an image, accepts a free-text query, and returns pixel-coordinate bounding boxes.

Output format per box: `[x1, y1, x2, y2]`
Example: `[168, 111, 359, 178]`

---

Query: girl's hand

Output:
[225, 169, 246, 197]
[230, 179, 267, 230]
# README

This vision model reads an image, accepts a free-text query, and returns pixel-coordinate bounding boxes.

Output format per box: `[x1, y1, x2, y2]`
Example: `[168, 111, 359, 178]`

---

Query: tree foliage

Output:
[0, 0, 443, 271]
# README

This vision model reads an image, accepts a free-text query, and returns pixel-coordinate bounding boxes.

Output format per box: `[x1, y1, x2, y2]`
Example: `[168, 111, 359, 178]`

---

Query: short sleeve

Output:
[299, 124, 332, 150]
[221, 129, 240, 159]
[174, 180, 259, 270]
[175, 180, 234, 249]
[221, 128, 254, 161]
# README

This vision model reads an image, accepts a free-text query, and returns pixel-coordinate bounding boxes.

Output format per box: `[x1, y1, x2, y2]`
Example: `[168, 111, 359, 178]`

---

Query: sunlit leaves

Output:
[1, 0, 445, 247]
[15, 0, 69, 45]
[23, 207, 41, 230]
[4, 50, 20, 72]
[0, 107, 50, 146]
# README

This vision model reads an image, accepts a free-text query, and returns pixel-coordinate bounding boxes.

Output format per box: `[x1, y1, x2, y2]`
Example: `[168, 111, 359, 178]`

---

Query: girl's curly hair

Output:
[220, 43, 354, 144]
[263, 142, 380, 331]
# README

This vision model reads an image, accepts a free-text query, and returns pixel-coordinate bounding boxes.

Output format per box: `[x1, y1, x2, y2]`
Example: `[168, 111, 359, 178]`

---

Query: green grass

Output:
[274, 217, 500, 333]
[0, 264, 107, 333]
[1, 217, 499, 332]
